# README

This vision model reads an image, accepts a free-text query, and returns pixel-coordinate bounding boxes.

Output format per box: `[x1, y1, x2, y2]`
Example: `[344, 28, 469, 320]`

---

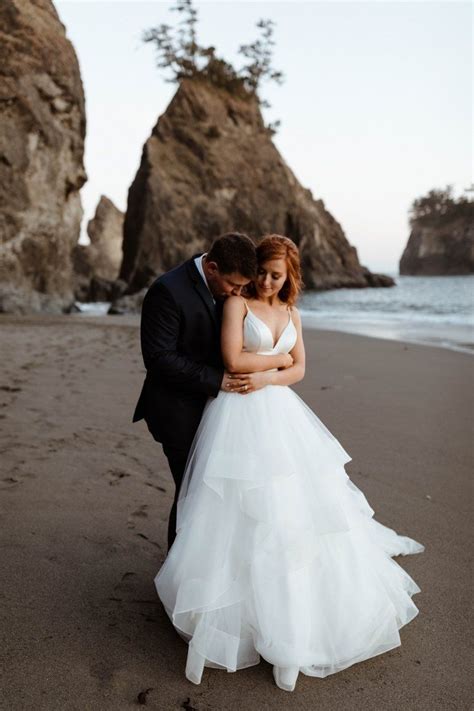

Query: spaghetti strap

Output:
[242, 297, 249, 312]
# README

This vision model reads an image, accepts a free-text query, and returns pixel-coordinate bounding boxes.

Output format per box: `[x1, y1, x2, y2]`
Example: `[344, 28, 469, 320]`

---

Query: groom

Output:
[133, 232, 257, 550]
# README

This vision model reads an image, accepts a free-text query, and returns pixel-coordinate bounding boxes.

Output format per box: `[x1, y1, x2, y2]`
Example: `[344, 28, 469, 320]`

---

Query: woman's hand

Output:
[279, 353, 294, 369]
[238, 370, 272, 394]
[232, 354, 293, 394]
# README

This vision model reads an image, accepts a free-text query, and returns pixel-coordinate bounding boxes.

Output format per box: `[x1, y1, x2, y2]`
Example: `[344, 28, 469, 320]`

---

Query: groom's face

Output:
[205, 261, 251, 299]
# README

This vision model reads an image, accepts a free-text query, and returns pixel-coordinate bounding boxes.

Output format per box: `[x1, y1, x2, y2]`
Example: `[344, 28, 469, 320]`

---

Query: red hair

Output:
[245, 234, 303, 306]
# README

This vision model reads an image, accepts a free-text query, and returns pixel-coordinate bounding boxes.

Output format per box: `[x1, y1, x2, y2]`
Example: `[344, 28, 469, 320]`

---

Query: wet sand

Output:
[0, 314, 471, 710]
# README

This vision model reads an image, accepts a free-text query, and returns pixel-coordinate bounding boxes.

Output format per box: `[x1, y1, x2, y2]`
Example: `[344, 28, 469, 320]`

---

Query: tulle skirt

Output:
[154, 385, 425, 681]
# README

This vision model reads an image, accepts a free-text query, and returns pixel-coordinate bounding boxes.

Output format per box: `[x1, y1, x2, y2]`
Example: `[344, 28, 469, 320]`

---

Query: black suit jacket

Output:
[133, 255, 224, 451]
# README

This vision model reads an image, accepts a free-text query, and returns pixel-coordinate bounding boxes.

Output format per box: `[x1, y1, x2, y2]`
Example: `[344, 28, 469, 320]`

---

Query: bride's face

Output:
[255, 258, 288, 298]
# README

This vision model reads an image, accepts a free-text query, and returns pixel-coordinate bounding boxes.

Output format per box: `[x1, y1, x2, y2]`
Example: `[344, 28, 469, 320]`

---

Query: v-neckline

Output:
[246, 304, 292, 349]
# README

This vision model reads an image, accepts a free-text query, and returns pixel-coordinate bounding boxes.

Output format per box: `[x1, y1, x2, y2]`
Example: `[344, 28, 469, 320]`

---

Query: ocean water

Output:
[74, 275, 474, 354]
[300, 274, 474, 354]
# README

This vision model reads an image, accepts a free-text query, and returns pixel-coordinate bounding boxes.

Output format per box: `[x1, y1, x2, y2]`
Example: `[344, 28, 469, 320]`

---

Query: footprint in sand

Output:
[136, 532, 161, 548]
[113, 571, 139, 594]
[144, 481, 166, 492]
[1, 475, 20, 488]
[127, 504, 148, 529]
[107, 469, 131, 486]
[132, 504, 149, 517]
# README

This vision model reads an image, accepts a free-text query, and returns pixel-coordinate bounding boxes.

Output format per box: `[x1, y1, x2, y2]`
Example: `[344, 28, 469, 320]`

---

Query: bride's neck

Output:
[254, 295, 283, 308]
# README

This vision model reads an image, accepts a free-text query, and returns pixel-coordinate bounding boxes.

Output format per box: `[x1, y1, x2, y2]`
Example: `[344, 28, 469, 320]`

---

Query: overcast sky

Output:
[56, 0, 472, 273]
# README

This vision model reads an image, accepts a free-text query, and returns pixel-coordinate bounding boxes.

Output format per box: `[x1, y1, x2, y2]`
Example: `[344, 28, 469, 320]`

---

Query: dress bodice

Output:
[243, 300, 297, 355]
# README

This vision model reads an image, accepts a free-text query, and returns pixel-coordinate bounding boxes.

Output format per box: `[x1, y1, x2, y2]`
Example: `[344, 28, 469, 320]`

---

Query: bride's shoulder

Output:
[223, 295, 247, 312]
[289, 304, 302, 324]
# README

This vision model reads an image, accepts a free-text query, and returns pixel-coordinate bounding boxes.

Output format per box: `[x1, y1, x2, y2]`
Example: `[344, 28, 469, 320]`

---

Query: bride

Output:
[154, 234, 425, 692]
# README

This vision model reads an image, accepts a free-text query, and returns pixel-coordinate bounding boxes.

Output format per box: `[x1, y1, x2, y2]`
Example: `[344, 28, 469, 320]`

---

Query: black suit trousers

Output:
[146, 418, 190, 552]
[162, 444, 189, 552]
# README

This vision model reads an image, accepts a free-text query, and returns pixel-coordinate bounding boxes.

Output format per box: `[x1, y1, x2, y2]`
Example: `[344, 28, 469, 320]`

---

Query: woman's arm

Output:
[268, 307, 305, 385]
[221, 296, 293, 374]
[241, 307, 306, 391]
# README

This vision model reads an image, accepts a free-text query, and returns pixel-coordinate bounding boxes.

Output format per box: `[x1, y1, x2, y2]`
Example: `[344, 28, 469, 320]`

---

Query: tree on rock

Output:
[238, 19, 284, 92]
[142, 0, 283, 128]
[409, 185, 472, 226]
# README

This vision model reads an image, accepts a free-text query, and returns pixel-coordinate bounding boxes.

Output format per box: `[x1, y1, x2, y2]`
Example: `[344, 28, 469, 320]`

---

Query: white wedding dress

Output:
[154, 302, 425, 688]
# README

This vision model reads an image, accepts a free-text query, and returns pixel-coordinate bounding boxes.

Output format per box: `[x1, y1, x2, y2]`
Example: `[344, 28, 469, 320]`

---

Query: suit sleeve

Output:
[140, 281, 224, 397]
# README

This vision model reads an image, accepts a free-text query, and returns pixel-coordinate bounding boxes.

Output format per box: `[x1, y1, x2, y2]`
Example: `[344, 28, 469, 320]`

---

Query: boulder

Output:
[108, 287, 147, 315]
[72, 195, 124, 300]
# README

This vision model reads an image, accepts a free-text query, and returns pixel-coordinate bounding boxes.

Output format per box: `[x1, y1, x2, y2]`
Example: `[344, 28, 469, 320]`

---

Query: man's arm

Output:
[141, 281, 224, 397]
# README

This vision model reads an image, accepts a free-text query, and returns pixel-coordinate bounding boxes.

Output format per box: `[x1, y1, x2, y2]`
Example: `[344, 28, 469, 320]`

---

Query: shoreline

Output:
[300, 313, 474, 355]
[2, 307, 473, 355]
[71, 302, 474, 355]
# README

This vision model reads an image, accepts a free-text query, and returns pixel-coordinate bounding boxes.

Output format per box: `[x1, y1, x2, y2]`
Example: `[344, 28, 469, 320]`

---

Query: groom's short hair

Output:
[207, 232, 257, 279]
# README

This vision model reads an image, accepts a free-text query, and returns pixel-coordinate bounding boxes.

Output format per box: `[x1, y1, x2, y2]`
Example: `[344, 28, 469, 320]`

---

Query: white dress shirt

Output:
[194, 253, 215, 304]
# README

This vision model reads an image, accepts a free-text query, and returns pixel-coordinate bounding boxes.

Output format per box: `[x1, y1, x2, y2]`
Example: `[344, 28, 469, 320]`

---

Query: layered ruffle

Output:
[154, 386, 424, 680]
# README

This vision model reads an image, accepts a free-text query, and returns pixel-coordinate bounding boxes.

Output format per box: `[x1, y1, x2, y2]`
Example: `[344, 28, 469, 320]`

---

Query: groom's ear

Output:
[205, 260, 219, 275]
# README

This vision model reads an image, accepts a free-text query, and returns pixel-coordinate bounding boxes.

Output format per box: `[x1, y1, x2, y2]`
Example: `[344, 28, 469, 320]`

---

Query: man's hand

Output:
[220, 371, 252, 393]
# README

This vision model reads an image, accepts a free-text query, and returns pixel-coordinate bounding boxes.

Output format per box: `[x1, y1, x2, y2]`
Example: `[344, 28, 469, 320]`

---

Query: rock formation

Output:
[0, 0, 86, 314]
[120, 78, 393, 293]
[399, 211, 474, 275]
[72, 195, 124, 300]
[85, 195, 124, 280]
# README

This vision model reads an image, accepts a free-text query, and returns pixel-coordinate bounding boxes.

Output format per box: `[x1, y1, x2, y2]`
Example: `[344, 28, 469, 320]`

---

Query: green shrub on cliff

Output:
[409, 185, 473, 226]
[142, 0, 283, 129]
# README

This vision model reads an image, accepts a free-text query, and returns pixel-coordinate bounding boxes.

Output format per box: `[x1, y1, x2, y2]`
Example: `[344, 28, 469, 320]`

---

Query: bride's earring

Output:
[185, 644, 205, 685]
[273, 665, 299, 692]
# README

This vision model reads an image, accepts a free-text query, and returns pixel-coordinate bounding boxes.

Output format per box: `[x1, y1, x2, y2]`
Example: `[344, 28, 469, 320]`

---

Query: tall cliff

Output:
[120, 79, 393, 293]
[0, 0, 86, 313]
[399, 210, 474, 275]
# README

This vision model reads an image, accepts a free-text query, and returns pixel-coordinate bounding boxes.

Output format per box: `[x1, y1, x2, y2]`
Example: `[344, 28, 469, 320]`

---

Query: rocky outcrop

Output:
[120, 78, 393, 293]
[399, 211, 474, 275]
[0, 0, 86, 314]
[108, 287, 147, 315]
[85, 195, 124, 279]
[72, 195, 124, 300]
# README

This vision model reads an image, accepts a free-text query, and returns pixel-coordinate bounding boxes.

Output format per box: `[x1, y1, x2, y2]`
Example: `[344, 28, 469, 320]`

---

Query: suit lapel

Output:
[186, 256, 219, 330]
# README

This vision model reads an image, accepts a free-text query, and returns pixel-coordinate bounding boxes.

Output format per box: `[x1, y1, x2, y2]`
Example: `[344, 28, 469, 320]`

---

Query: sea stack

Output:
[399, 209, 474, 275]
[120, 78, 393, 293]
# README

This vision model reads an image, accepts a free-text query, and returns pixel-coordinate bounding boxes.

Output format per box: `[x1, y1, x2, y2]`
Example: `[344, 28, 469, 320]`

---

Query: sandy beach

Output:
[0, 313, 471, 710]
